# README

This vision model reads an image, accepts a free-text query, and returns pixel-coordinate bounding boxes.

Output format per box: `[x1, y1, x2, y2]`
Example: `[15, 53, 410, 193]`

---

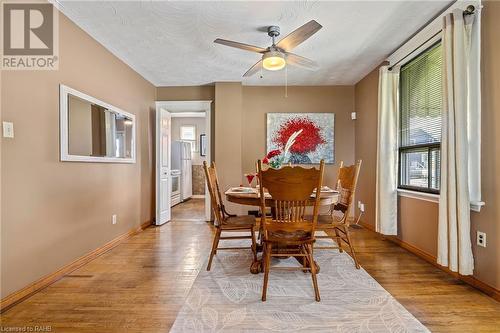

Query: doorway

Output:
[155, 101, 212, 225]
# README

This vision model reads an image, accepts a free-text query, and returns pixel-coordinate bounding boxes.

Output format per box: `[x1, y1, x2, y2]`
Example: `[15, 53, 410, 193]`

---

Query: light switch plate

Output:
[3, 121, 14, 138]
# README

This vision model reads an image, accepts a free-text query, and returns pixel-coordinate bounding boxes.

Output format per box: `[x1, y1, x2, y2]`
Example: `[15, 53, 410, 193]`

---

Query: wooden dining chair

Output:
[257, 160, 325, 302]
[315, 160, 362, 269]
[203, 161, 257, 271]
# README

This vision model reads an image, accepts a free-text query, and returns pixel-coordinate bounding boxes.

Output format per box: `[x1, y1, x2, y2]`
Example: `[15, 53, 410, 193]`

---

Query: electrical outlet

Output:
[477, 231, 486, 247]
[360, 203, 365, 212]
[358, 201, 362, 209]
[112, 214, 117, 225]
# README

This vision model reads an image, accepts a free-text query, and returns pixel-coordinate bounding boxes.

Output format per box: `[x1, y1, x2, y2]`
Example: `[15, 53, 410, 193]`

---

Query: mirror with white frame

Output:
[60, 85, 136, 163]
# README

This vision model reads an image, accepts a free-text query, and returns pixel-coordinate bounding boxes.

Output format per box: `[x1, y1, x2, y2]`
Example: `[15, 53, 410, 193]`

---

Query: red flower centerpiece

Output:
[262, 130, 303, 168]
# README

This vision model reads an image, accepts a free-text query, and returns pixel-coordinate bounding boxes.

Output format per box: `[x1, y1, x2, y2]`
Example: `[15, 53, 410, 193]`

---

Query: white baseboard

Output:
[192, 195, 205, 199]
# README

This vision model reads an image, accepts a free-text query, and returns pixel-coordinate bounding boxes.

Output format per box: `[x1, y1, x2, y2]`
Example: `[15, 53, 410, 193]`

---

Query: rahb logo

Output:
[1, 1, 59, 70]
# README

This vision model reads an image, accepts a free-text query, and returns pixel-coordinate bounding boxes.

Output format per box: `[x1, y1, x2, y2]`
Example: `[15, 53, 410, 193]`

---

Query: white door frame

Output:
[155, 100, 212, 222]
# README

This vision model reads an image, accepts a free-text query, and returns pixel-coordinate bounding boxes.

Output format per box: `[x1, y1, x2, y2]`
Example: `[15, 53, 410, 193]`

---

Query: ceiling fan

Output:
[214, 20, 322, 77]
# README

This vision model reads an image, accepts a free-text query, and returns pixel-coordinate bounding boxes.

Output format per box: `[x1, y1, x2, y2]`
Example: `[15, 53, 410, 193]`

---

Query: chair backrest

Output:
[257, 160, 325, 232]
[203, 161, 227, 225]
[333, 160, 362, 219]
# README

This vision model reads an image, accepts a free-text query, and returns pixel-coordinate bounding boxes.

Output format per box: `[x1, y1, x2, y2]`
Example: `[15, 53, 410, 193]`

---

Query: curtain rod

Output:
[388, 5, 475, 71]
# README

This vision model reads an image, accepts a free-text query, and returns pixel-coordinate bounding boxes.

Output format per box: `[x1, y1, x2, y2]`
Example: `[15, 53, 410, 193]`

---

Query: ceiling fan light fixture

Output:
[214, 20, 322, 77]
[262, 51, 286, 71]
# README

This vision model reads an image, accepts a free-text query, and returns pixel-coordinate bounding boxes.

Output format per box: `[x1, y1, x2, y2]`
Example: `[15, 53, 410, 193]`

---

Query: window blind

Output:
[399, 42, 442, 193]
[400, 43, 442, 147]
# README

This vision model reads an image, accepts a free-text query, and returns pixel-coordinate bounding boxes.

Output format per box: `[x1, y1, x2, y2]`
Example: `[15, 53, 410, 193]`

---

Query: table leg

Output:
[250, 219, 264, 273]
[250, 259, 262, 274]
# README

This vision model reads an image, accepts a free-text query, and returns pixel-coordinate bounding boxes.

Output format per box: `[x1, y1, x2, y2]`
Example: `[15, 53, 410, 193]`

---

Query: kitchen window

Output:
[180, 125, 196, 152]
[398, 42, 442, 194]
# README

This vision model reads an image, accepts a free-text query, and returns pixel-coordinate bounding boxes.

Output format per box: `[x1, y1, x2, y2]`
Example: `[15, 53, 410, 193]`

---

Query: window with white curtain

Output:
[398, 42, 442, 194]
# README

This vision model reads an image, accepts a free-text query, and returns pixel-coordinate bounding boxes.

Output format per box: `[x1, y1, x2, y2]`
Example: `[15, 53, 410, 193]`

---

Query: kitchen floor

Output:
[171, 198, 205, 221]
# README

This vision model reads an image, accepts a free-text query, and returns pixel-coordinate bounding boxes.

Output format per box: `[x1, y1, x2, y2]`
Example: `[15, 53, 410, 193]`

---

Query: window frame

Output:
[180, 125, 196, 141]
[397, 41, 442, 195]
[398, 143, 441, 195]
[180, 125, 197, 152]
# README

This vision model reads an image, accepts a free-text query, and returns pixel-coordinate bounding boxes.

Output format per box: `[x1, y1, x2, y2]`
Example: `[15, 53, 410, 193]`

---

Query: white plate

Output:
[313, 186, 338, 193]
[226, 187, 256, 194]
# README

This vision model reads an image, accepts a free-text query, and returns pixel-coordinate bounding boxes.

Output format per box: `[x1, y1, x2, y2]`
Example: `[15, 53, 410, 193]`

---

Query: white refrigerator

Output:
[172, 141, 193, 201]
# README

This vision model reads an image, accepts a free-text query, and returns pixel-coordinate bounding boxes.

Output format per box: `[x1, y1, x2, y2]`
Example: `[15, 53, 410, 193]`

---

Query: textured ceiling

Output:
[57, 1, 451, 86]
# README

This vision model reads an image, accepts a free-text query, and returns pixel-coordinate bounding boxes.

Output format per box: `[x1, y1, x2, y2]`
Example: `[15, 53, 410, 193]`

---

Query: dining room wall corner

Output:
[214, 82, 245, 215]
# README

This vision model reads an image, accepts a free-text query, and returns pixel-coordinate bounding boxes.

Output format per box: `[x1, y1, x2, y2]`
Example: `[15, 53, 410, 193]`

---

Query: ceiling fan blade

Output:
[214, 39, 266, 53]
[243, 60, 263, 77]
[277, 20, 322, 51]
[285, 52, 319, 71]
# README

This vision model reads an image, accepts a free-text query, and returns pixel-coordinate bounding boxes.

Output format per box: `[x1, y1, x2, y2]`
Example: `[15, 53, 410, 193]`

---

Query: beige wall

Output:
[157, 86, 215, 101]
[214, 82, 244, 213]
[354, 67, 379, 227]
[242, 86, 355, 190]
[397, 197, 439, 256]
[0, 13, 156, 298]
[472, 0, 500, 290]
[354, 0, 500, 290]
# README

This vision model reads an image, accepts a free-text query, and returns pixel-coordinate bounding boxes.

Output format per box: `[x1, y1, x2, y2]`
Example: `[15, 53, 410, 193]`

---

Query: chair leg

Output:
[261, 243, 272, 302]
[258, 223, 263, 247]
[207, 228, 221, 271]
[307, 244, 320, 302]
[302, 244, 308, 273]
[250, 227, 257, 262]
[343, 225, 360, 269]
[334, 227, 343, 252]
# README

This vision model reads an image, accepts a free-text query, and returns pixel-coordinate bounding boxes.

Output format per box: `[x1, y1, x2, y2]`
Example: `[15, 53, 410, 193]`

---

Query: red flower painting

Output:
[273, 117, 325, 154]
[266, 113, 334, 164]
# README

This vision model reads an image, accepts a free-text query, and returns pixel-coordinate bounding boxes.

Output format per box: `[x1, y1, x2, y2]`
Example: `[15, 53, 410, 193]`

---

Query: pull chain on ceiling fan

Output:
[214, 20, 322, 77]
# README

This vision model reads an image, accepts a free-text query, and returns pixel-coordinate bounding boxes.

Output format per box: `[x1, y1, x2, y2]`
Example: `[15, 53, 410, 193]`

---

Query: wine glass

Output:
[244, 173, 255, 187]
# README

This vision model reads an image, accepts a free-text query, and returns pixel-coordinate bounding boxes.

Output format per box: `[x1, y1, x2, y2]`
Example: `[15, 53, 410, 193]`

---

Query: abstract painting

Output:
[267, 113, 334, 164]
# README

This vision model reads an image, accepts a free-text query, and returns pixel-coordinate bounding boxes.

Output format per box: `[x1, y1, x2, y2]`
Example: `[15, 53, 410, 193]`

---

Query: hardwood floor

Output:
[171, 198, 205, 221]
[0, 220, 213, 333]
[351, 228, 500, 332]
[1, 221, 499, 332]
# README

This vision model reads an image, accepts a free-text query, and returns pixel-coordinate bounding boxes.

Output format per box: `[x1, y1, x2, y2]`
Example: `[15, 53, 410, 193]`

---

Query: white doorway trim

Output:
[155, 100, 212, 222]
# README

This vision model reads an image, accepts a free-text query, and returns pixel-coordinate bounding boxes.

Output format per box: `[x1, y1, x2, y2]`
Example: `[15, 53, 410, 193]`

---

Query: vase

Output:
[289, 153, 311, 164]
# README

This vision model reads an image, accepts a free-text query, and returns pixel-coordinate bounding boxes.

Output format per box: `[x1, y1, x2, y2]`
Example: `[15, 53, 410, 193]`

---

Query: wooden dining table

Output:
[225, 187, 339, 274]
[226, 188, 339, 207]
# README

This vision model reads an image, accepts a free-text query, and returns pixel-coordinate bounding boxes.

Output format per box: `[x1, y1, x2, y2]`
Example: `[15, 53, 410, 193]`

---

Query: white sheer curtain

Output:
[438, 9, 479, 275]
[375, 66, 399, 236]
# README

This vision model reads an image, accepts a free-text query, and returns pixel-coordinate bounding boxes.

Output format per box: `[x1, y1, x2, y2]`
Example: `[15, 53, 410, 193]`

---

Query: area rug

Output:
[169, 236, 429, 332]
